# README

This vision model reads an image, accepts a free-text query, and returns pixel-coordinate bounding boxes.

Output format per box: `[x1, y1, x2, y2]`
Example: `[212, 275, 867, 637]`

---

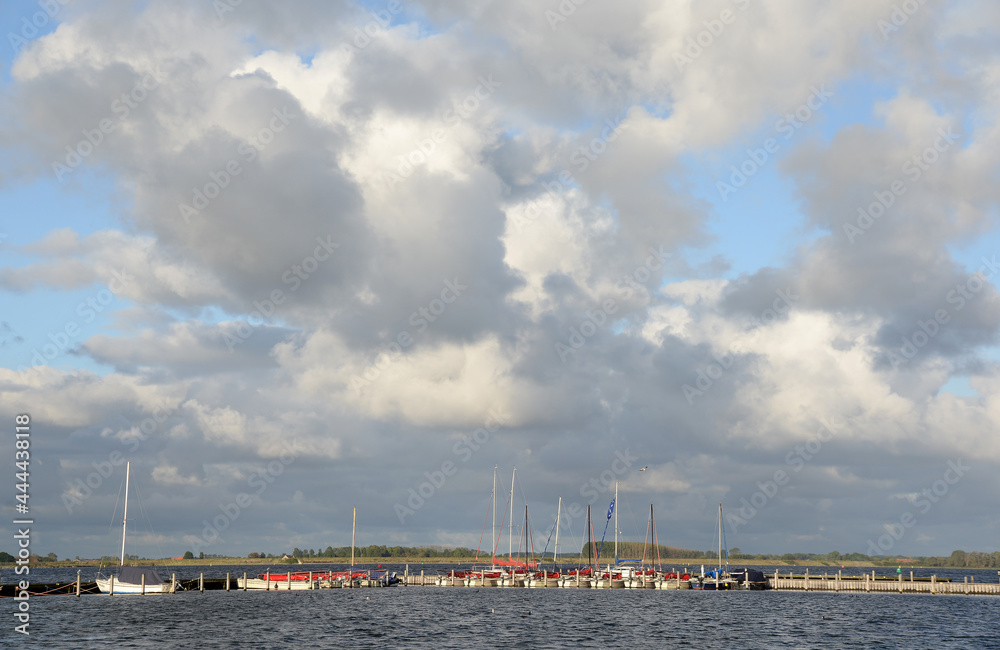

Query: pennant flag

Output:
[607, 499, 615, 520]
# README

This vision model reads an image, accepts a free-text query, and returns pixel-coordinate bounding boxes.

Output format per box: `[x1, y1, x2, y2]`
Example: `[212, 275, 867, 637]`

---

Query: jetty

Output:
[7, 566, 1000, 597]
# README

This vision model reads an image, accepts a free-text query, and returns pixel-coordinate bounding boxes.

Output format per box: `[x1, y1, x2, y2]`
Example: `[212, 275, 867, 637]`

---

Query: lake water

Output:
[4, 565, 1000, 648]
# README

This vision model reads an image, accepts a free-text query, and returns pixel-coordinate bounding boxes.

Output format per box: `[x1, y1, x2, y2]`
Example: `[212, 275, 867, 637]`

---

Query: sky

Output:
[1, 0, 999, 562]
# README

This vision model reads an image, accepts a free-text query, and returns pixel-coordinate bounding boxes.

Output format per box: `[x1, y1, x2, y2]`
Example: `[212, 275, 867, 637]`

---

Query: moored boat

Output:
[95, 462, 178, 595]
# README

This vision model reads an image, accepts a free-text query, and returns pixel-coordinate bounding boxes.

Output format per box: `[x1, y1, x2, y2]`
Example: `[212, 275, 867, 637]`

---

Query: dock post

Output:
[243, 572, 247, 591]
[910, 571, 914, 583]
[309, 571, 313, 590]
[836, 570, 841, 592]
[142, 573, 146, 595]
[804, 568, 809, 591]
[110, 574, 115, 596]
[266, 570, 270, 591]
[898, 573, 903, 593]
[965, 576, 969, 595]
[405, 564, 409, 583]
[287, 572, 291, 590]
[865, 573, 870, 593]
[200, 573, 204, 593]
[76, 570, 81, 598]
[171, 573, 176, 593]
[931, 574, 936, 594]
[226, 572, 231, 591]
[420, 569, 424, 586]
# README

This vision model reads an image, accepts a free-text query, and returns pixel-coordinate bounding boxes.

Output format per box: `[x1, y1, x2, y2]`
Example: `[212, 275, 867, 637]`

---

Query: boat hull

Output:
[96, 578, 172, 594]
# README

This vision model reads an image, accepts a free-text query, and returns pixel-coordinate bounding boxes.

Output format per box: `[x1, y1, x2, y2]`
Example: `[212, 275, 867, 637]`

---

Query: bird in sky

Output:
[639, 466, 648, 471]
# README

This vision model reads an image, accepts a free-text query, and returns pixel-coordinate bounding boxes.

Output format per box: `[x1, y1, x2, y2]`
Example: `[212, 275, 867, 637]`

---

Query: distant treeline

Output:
[285, 545, 481, 559]
[9, 548, 1000, 568]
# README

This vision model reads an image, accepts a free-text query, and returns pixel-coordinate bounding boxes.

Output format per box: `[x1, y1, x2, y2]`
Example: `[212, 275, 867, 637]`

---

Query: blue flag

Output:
[607, 499, 615, 520]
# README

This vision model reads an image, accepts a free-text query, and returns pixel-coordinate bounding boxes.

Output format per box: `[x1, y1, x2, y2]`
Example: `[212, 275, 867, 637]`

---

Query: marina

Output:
[6, 566, 1000, 597]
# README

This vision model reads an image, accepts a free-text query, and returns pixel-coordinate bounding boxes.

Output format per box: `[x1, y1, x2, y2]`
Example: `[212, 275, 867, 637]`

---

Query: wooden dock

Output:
[766, 569, 1000, 595]
[7, 567, 1000, 596]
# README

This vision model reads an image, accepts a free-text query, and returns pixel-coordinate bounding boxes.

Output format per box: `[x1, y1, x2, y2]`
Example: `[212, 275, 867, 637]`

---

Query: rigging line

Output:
[99, 474, 126, 572]
[528, 509, 536, 564]
[473, 490, 493, 564]
[641, 507, 650, 567]
[492, 485, 512, 561]
[134, 478, 170, 565]
[652, 508, 662, 571]
[538, 514, 557, 563]
[619, 490, 641, 547]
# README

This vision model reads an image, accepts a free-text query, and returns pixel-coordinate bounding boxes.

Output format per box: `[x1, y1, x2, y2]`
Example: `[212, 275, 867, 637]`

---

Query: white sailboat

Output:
[96, 462, 175, 594]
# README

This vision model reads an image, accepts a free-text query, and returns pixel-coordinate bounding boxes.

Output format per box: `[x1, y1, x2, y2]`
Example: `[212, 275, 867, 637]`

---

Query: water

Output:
[5, 565, 1000, 648]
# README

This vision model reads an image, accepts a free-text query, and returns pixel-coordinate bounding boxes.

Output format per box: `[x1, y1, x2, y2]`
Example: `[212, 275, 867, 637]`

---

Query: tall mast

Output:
[717, 503, 722, 573]
[120, 461, 130, 567]
[351, 505, 356, 568]
[492, 465, 497, 560]
[586, 505, 592, 570]
[509, 467, 515, 559]
[614, 480, 618, 566]
[554, 497, 562, 565]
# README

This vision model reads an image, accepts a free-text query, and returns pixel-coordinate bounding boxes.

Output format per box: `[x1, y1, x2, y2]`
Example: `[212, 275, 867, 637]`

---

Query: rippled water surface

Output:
[4, 566, 1000, 648]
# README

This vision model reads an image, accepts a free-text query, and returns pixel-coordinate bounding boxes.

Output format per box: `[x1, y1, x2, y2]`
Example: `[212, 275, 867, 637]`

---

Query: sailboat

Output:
[594, 483, 625, 588]
[96, 462, 176, 594]
[698, 503, 732, 590]
[528, 498, 560, 588]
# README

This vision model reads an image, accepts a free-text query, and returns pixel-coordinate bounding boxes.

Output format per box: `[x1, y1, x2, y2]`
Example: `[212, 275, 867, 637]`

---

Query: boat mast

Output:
[586, 505, 592, 570]
[351, 505, 356, 568]
[120, 461, 130, 567]
[717, 503, 722, 574]
[554, 497, 561, 565]
[509, 467, 515, 559]
[492, 465, 497, 560]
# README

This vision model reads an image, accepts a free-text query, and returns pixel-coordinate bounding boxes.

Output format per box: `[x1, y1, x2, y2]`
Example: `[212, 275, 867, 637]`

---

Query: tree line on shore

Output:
[6, 547, 1000, 568]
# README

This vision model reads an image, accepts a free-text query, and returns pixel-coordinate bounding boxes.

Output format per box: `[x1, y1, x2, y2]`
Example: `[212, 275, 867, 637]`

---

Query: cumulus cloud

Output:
[1, 0, 999, 558]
